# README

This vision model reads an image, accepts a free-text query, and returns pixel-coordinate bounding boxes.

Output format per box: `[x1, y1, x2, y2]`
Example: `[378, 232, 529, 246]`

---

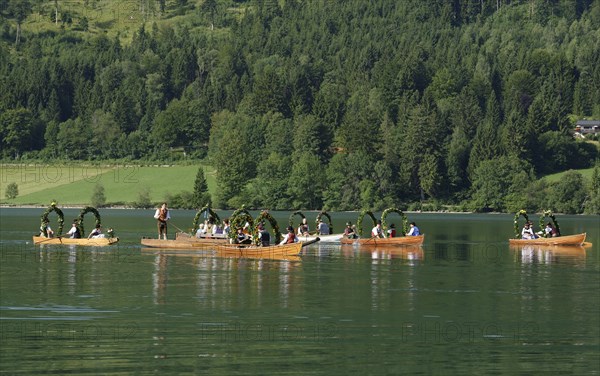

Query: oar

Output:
[170, 222, 188, 235]
[582, 242, 593, 248]
[36, 235, 64, 244]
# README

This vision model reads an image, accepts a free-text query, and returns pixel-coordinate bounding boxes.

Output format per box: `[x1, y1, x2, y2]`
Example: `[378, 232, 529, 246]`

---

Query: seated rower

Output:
[280, 226, 298, 245]
[88, 225, 104, 239]
[40, 219, 54, 238]
[257, 223, 270, 246]
[235, 228, 251, 244]
[344, 222, 357, 239]
[521, 223, 535, 240]
[406, 222, 420, 236]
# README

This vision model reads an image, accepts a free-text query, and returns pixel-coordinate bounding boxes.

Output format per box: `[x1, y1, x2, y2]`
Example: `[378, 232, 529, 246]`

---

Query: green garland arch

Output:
[40, 202, 64, 237]
[253, 210, 282, 245]
[229, 206, 254, 242]
[288, 211, 306, 228]
[76, 206, 101, 237]
[356, 209, 378, 237]
[381, 207, 408, 237]
[539, 210, 560, 238]
[192, 204, 221, 233]
[513, 209, 530, 239]
[315, 210, 333, 234]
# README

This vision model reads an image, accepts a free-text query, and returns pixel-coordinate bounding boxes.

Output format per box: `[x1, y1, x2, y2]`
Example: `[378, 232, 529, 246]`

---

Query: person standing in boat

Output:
[67, 221, 81, 239]
[371, 220, 384, 238]
[406, 222, 420, 236]
[154, 203, 170, 240]
[280, 226, 298, 244]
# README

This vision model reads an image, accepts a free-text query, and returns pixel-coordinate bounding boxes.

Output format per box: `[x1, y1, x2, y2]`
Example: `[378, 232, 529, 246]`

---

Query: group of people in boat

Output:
[343, 220, 421, 239]
[39, 219, 112, 239]
[296, 217, 330, 237]
[521, 221, 560, 239]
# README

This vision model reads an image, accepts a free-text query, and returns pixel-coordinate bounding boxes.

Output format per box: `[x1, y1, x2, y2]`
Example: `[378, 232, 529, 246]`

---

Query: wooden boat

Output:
[296, 233, 342, 243]
[340, 235, 424, 246]
[508, 233, 587, 246]
[214, 238, 319, 258]
[33, 236, 119, 246]
[141, 234, 227, 249]
[175, 232, 228, 242]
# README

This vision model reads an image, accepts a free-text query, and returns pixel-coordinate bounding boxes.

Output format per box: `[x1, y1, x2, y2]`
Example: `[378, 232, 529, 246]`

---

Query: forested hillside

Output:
[1, 0, 599, 213]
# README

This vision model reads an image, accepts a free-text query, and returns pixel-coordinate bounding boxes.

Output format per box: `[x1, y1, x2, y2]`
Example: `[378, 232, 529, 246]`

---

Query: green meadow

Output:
[542, 167, 595, 183]
[0, 165, 216, 206]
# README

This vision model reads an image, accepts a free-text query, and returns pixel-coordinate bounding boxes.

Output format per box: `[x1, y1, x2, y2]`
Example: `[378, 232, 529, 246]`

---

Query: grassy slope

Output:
[1, 165, 217, 205]
[542, 167, 595, 183]
[21, 0, 206, 42]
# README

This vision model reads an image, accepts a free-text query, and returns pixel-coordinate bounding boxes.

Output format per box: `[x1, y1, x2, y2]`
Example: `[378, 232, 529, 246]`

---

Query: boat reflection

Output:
[340, 244, 424, 261]
[510, 245, 586, 265]
[141, 248, 302, 262]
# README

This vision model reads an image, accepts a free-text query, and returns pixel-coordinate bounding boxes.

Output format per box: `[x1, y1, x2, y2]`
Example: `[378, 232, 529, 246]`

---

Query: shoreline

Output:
[1, 205, 593, 216]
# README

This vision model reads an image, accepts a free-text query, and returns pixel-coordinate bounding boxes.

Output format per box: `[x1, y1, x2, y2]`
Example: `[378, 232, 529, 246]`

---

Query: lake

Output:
[0, 208, 598, 374]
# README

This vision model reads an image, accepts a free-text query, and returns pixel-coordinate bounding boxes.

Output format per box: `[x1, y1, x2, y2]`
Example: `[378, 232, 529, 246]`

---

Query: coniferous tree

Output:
[191, 167, 211, 209]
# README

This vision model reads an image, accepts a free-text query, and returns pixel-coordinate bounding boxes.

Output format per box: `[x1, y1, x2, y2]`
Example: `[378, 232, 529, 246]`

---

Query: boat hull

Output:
[340, 235, 424, 246]
[33, 236, 119, 246]
[508, 233, 586, 246]
[141, 237, 227, 249]
[214, 242, 303, 258]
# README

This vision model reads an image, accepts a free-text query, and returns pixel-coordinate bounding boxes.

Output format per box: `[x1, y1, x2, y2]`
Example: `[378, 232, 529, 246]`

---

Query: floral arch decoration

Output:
[315, 210, 333, 234]
[253, 210, 282, 245]
[381, 207, 408, 237]
[539, 210, 560, 238]
[288, 211, 306, 228]
[513, 209, 530, 239]
[76, 206, 101, 237]
[229, 206, 254, 241]
[40, 202, 65, 237]
[192, 204, 221, 233]
[356, 209, 378, 237]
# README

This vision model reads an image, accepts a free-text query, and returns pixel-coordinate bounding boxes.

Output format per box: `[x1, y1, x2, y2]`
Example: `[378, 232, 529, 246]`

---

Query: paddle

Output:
[36, 235, 64, 244]
[170, 222, 188, 235]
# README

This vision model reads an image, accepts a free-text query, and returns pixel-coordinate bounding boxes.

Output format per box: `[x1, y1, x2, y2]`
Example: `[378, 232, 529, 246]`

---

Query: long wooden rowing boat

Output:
[508, 233, 587, 246]
[214, 238, 319, 257]
[141, 235, 227, 249]
[340, 235, 424, 246]
[33, 236, 119, 246]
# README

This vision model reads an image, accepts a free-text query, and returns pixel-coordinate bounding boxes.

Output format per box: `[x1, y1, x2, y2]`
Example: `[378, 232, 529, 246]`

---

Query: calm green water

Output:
[1, 208, 598, 374]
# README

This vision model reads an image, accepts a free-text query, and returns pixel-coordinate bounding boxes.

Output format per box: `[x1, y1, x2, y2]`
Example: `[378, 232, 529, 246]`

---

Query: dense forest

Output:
[1, 0, 599, 213]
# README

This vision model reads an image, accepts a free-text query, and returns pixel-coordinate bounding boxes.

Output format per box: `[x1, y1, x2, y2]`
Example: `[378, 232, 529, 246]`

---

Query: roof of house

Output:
[576, 120, 600, 126]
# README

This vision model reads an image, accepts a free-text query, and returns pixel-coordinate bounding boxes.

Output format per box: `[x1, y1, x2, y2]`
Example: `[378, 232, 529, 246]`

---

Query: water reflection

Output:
[144, 249, 302, 310]
[339, 244, 424, 262]
[511, 245, 587, 266]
